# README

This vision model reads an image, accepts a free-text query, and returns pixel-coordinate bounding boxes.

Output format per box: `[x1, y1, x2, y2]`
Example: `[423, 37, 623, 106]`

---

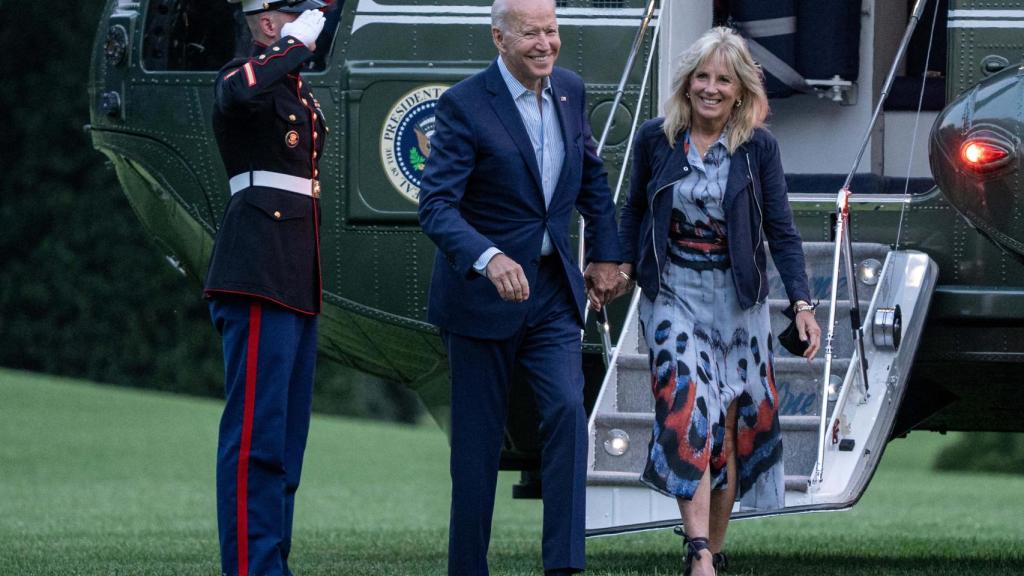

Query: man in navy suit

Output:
[418, 0, 621, 574]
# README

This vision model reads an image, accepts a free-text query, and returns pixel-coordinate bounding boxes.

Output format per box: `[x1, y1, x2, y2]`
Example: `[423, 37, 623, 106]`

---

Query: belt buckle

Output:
[312, 179, 321, 199]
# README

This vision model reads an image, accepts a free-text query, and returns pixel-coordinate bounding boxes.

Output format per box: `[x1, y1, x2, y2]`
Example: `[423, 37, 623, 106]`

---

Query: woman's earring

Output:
[735, 99, 743, 108]
[685, 92, 690, 98]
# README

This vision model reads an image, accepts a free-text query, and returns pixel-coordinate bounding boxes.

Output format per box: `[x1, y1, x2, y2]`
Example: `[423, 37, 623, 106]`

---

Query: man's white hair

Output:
[491, 0, 556, 32]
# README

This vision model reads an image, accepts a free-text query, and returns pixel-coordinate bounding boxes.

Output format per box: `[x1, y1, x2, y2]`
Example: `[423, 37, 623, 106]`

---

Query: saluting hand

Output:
[281, 9, 326, 51]
[485, 254, 530, 303]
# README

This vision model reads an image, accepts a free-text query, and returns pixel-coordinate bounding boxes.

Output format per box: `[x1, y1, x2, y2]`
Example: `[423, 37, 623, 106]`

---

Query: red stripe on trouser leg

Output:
[237, 302, 262, 576]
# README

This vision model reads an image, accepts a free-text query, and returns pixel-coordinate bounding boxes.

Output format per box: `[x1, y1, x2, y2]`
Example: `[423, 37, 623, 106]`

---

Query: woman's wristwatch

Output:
[793, 300, 816, 314]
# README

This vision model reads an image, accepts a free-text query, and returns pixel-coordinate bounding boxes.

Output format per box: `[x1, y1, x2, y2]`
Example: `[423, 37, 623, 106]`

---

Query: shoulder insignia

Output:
[243, 62, 257, 87]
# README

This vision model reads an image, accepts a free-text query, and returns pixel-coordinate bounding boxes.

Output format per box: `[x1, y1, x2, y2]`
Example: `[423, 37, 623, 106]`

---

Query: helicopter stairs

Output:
[585, 241, 938, 535]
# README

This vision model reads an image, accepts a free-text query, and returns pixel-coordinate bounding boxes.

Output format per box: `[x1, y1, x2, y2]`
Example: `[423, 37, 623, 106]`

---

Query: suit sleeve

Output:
[618, 126, 651, 266]
[759, 133, 811, 306]
[418, 91, 496, 278]
[574, 85, 622, 263]
[215, 36, 314, 116]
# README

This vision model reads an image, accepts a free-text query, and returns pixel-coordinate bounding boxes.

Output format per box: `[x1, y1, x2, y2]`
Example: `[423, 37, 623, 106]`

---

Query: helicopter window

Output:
[142, 0, 239, 71]
[142, 1, 343, 72]
[886, 0, 947, 111]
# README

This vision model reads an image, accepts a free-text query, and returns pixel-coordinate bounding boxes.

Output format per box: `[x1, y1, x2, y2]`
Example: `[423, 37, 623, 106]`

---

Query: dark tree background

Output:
[0, 0, 421, 423]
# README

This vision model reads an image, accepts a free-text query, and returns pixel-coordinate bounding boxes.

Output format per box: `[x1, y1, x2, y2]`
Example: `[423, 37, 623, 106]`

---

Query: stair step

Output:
[614, 356, 848, 415]
[592, 413, 823, 476]
[767, 241, 891, 302]
[587, 471, 814, 495]
[587, 470, 641, 485]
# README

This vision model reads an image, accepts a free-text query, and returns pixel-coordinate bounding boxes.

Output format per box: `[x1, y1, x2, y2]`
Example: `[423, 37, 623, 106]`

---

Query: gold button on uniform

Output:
[259, 54, 266, 60]
[287, 39, 295, 44]
[273, 46, 281, 52]
[273, 210, 282, 220]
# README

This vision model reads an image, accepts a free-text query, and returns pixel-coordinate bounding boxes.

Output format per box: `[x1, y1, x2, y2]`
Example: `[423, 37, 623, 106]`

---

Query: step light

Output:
[603, 429, 630, 456]
[827, 375, 842, 403]
[857, 258, 882, 287]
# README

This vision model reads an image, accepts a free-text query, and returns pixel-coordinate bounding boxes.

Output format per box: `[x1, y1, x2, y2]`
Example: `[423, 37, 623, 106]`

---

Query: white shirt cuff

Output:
[473, 247, 503, 276]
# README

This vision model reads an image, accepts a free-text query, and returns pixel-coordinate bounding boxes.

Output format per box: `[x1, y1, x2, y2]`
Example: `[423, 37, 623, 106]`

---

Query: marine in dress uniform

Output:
[204, 2, 328, 574]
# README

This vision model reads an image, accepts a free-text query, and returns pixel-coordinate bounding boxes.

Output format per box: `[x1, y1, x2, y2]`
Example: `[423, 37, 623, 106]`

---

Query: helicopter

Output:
[89, 0, 1024, 534]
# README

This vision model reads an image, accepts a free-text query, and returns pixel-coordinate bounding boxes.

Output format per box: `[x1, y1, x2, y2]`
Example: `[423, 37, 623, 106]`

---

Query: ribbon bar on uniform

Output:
[229, 170, 320, 198]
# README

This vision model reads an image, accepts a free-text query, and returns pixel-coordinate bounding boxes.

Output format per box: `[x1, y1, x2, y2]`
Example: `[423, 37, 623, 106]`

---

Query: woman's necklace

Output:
[690, 129, 721, 158]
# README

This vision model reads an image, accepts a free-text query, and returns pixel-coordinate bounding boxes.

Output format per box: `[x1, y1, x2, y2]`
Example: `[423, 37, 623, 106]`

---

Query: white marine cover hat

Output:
[228, 0, 328, 15]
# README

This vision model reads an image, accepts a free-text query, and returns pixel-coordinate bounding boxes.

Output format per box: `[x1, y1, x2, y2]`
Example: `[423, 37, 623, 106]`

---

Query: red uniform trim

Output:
[237, 301, 262, 575]
[243, 62, 257, 87]
[295, 74, 324, 310]
[252, 43, 304, 67]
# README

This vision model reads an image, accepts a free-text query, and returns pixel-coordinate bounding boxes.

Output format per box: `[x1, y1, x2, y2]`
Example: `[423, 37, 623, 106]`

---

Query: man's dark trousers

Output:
[210, 297, 318, 576]
[444, 256, 586, 576]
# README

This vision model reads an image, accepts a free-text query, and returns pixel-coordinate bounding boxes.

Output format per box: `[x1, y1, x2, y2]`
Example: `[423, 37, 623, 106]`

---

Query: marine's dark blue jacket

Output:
[619, 119, 810, 314]
[204, 37, 328, 315]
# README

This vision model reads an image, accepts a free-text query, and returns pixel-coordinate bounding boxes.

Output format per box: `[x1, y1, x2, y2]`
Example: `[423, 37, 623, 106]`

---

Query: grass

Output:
[1, 368, 1022, 575]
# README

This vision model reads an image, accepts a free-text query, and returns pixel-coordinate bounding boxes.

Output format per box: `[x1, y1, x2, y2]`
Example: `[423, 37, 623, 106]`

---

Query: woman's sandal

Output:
[674, 527, 728, 573]
[683, 536, 712, 576]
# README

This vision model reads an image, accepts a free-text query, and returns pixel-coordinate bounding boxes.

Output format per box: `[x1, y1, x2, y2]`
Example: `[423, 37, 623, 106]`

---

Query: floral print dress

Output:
[638, 132, 785, 511]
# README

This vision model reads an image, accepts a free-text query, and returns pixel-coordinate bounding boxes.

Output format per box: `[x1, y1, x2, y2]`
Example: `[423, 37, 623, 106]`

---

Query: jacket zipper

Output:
[746, 152, 765, 304]
[650, 178, 683, 274]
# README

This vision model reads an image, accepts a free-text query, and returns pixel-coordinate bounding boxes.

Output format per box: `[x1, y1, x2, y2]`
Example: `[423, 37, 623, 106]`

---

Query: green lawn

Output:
[1, 368, 1022, 575]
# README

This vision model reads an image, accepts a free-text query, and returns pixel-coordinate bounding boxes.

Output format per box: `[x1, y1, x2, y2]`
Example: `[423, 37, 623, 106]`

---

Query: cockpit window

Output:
[142, 0, 240, 71]
[142, 0, 343, 72]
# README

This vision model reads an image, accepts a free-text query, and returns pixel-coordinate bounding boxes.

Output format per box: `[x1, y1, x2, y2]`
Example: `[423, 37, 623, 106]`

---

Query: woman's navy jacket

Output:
[618, 119, 811, 316]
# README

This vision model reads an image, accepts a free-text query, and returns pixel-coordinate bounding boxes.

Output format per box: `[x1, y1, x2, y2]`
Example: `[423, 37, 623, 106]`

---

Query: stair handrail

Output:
[580, 0, 659, 367]
[811, 0, 931, 487]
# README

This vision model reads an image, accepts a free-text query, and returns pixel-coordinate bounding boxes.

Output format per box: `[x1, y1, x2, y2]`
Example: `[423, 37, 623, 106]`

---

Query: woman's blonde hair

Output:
[662, 27, 769, 153]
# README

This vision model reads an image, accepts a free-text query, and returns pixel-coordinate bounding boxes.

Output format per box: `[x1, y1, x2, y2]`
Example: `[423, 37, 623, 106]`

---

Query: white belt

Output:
[229, 170, 320, 198]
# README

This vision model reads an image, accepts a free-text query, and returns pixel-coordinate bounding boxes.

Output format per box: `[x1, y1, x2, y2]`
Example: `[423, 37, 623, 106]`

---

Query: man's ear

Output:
[491, 27, 505, 54]
[258, 14, 278, 38]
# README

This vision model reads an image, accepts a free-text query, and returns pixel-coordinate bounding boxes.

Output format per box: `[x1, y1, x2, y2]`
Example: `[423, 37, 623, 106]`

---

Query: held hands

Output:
[485, 254, 530, 303]
[584, 262, 622, 312]
[280, 9, 326, 50]
[796, 310, 821, 360]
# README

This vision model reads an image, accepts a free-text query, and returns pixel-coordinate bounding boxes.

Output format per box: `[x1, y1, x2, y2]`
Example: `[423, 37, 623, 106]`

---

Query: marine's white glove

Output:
[280, 9, 325, 50]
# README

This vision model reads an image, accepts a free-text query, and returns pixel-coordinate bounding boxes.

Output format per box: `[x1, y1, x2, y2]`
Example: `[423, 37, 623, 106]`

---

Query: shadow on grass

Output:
[586, 549, 1024, 576]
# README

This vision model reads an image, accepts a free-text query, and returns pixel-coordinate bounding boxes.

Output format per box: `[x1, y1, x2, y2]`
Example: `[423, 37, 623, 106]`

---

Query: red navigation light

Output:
[960, 139, 1010, 172]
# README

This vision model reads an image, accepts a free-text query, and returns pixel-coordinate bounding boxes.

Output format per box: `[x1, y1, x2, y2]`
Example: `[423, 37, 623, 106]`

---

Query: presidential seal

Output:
[380, 85, 448, 204]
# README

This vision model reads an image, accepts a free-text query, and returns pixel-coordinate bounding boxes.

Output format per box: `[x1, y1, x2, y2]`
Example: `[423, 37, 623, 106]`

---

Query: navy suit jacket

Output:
[418, 61, 621, 339]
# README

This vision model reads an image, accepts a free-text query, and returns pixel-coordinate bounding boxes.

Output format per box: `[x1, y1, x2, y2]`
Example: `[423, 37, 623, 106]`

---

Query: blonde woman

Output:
[616, 27, 820, 575]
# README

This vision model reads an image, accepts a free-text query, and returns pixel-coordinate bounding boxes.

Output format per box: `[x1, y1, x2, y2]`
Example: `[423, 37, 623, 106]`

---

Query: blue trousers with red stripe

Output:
[210, 297, 318, 576]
